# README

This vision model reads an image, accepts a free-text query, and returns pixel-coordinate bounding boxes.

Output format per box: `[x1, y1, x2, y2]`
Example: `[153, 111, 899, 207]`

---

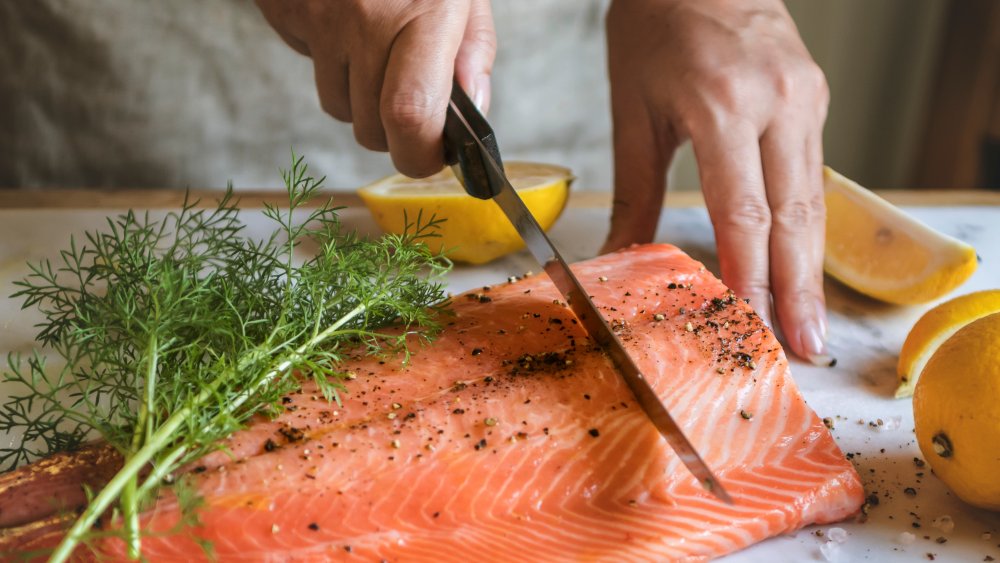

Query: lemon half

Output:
[823, 167, 978, 304]
[358, 162, 573, 264]
[896, 290, 1000, 398]
[913, 312, 1000, 510]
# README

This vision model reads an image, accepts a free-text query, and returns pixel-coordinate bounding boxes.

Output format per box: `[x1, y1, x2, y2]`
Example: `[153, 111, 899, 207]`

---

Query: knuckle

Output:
[809, 64, 831, 116]
[806, 62, 829, 95]
[381, 90, 442, 132]
[465, 27, 497, 56]
[700, 70, 747, 114]
[779, 287, 823, 310]
[772, 193, 825, 230]
[772, 69, 798, 101]
[773, 60, 828, 103]
[719, 196, 772, 232]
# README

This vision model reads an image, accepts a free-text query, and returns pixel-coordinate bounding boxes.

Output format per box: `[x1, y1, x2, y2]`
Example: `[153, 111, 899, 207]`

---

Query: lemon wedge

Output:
[358, 162, 573, 264]
[895, 290, 1000, 398]
[823, 167, 978, 304]
[913, 311, 1000, 510]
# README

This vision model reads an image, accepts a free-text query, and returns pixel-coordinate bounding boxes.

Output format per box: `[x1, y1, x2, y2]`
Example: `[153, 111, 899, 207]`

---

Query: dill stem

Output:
[50, 381, 222, 563]
[123, 333, 159, 559]
[121, 478, 141, 559]
[135, 444, 188, 499]
[209, 302, 371, 422]
[49, 303, 368, 563]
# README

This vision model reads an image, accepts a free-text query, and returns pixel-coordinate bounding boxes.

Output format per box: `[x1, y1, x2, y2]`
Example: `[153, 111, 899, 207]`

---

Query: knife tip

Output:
[703, 477, 735, 505]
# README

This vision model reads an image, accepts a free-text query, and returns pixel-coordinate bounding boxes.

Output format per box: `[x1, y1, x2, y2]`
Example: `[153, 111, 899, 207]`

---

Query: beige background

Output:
[0, 1, 946, 192]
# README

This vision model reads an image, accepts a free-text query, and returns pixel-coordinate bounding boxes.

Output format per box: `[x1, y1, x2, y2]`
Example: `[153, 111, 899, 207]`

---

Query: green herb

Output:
[0, 154, 450, 561]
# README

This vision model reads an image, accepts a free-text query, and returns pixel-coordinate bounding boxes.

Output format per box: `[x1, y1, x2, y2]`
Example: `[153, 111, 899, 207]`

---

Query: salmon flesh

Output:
[0, 244, 863, 561]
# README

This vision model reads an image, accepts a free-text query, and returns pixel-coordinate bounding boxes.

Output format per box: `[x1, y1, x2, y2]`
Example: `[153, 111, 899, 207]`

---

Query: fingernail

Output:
[473, 74, 490, 112]
[757, 308, 772, 329]
[803, 321, 836, 367]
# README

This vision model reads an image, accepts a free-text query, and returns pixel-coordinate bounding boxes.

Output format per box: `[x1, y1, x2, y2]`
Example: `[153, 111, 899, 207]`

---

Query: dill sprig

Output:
[0, 154, 450, 561]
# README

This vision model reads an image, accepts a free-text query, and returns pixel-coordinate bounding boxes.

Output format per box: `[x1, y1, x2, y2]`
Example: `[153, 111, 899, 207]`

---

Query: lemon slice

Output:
[823, 167, 978, 304]
[913, 311, 1000, 510]
[895, 290, 1000, 398]
[358, 162, 573, 264]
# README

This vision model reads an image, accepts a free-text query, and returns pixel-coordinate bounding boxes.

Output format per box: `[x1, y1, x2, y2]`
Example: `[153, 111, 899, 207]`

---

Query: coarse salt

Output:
[897, 531, 916, 545]
[827, 527, 848, 543]
[818, 540, 840, 562]
[878, 416, 902, 431]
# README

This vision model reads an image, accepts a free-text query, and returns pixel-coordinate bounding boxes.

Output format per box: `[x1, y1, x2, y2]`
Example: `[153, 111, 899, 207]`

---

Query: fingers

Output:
[348, 41, 391, 151]
[381, 4, 469, 177]
[693, 119, 774, 328]
[312, 51, 351, 123]
[454, 0, 496, 113]
[267, 1, 483, 175]
[602, 89, 675, 254]
[761, 124, 829, 364]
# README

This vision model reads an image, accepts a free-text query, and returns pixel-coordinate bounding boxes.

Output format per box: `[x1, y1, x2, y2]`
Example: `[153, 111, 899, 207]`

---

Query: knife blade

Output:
[443, 82, 732, 504]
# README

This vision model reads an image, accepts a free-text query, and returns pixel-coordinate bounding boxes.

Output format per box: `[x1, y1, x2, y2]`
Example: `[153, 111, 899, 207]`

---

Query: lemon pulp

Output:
[896, 290, 1000, 398]
[823, 167, 977, 304]
[358, 162, 573, 264]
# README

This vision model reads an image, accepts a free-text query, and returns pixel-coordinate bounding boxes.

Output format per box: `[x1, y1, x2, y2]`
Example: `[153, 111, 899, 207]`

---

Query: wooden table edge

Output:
[1, 189, 999, 210]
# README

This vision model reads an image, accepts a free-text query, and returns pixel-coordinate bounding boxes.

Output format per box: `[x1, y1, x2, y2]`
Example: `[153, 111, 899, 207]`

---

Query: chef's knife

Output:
[442, 81, 732, 504]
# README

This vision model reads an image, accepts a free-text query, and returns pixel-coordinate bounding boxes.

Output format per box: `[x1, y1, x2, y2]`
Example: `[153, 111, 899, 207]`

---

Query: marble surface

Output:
[1, 202, 999, 562]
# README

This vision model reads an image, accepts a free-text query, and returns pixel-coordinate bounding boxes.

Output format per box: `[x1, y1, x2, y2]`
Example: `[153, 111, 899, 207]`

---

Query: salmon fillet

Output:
[2, 244, 863, 561]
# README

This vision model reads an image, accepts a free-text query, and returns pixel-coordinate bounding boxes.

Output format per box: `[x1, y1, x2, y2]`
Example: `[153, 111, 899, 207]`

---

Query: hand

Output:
[603, 0, 832, 365]
[256, 0, 496, 177]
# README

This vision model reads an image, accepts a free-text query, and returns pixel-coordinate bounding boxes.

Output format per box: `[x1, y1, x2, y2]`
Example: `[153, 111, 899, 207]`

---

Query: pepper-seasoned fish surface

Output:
[3, 244, 863, 561]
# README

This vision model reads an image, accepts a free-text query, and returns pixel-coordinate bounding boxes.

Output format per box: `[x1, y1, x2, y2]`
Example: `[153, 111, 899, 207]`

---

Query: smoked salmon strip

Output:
[3, 244, 863, 561]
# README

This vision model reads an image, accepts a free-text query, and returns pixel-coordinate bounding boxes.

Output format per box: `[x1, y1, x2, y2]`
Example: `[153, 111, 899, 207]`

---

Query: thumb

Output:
[454, 0, 497, 113]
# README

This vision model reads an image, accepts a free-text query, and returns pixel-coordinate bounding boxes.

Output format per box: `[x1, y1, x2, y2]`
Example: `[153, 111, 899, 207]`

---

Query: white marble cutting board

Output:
[1, 200, 999, 562]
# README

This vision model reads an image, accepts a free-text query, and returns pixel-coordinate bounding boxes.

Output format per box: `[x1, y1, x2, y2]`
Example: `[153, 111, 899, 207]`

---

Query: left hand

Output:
[603, 0, 832, 365]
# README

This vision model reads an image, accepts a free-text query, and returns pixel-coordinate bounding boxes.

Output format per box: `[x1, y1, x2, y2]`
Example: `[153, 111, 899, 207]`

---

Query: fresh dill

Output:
[0, 154, 450, 561]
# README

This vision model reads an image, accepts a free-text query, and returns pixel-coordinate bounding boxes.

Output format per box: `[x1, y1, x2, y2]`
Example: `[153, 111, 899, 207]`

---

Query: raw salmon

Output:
[1, 244, 863, 561]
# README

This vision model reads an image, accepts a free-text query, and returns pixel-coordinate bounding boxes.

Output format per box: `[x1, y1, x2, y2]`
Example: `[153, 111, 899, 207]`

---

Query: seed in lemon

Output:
[357, 162, 572, 264]
[823, 167, 977, 304]
[896, 290, 1000, 398]
[913, 312, 1000, 510]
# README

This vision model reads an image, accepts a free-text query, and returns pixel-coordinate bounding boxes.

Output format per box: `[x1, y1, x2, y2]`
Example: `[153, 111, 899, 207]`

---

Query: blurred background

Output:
[0, 0, 998, 192]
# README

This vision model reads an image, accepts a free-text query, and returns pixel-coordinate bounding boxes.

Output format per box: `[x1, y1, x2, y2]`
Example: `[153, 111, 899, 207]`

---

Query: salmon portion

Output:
[3, 244, 863, 561]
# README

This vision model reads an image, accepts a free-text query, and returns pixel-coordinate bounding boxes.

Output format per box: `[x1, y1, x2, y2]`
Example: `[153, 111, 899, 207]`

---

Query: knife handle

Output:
[443, 80, 504, 200]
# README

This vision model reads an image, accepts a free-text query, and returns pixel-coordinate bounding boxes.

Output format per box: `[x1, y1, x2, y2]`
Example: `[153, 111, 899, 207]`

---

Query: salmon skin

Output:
[2, 244, 863, 561]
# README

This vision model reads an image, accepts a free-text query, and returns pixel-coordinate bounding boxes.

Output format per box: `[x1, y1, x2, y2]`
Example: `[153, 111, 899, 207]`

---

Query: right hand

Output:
[255, 0, 497, 177]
